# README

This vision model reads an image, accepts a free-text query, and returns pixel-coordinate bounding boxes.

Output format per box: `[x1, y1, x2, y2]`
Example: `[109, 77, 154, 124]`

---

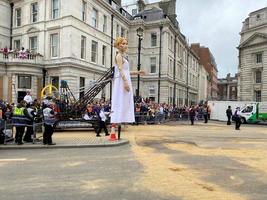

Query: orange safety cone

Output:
[109, 124, 117, 141]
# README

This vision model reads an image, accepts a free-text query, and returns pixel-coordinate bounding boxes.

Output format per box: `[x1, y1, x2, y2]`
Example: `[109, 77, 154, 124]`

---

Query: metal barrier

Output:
[134, 112, 205, 125]
[0, 111, 206, 145]
[0, 119, 44, 145]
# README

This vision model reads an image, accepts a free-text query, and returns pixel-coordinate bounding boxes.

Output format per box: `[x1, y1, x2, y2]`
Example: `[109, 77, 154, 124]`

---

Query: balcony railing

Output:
[0, 50, 44, 63]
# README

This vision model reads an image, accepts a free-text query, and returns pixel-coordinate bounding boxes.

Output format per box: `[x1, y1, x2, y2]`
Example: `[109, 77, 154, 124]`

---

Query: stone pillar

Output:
[8, 76, 12, 103]
[37, 76, 43, 100]
[226, 84, 230, 100]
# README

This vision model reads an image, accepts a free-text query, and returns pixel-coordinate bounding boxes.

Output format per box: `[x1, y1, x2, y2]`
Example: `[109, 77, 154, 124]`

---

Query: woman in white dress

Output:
[111, 37, 144, 138]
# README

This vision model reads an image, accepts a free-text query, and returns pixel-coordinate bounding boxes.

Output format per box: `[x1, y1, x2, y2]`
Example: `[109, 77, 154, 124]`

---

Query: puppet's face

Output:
[119, 39, 128, 52]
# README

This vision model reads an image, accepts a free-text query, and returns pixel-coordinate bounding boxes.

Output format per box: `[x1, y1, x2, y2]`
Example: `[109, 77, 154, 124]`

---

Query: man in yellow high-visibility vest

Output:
[12, 100, 28, 145]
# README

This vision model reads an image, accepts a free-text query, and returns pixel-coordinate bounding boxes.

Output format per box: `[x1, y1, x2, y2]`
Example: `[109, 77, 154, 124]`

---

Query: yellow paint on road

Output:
[122, 124, 267, 200]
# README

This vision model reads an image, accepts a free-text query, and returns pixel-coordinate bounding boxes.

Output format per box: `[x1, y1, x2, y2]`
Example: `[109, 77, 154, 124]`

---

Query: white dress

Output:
[110, 56, 135, 123]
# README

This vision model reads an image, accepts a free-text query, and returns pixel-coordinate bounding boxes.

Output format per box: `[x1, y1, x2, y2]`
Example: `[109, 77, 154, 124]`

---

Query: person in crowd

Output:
[207, 104, 211, 120]
[203, 104, 209, 123]
[234, 107, 241, 130]
[189, 105, 196, 125]
[226, 105, 233, 125]
[158, 104, 164, 124]
[19, 47, 26, 59]
[42, 102, 57, 145]
[110, 37, 144, 137]
[23, 90, 33, 105]
[0, 101, 4, 119]
[135, 103, 141, 125]
[3, 46, 8, 58]
[96, 105, 111, 137]
[84, 104, 95, 120]
[0, 101, 5, 144]
[23, 104, 37, 142]
[12, 100, 28, 145]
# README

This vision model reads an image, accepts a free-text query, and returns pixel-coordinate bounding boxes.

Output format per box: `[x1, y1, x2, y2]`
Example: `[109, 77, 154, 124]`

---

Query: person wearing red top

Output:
[3, 46, 8, 58]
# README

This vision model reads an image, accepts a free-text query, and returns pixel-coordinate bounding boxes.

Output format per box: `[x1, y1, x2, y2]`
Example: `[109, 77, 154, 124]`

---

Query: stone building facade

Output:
[218, 73, 238, 101]
[128, 0, 201, 105]
[198, 64, 209, 102]
[238, 7, 267, 102]
[0, 0, 130, 103]
[0, 0, 207, 105]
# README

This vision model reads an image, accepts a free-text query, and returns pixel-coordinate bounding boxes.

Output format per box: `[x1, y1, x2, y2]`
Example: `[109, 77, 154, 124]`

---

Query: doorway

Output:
[17, 91, 26, 103]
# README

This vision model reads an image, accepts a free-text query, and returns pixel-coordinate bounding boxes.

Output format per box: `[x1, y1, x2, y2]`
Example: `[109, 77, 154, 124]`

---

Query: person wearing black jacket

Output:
[203, 104, 209, 123]
[189, 105, 196, 125]
[226, 106, 233, 125]
[23, 104, 37, 142]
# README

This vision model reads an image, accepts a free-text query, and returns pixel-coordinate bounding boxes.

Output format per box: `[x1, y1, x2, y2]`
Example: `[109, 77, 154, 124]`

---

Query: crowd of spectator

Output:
[133, 99, 210, 125]
[0, 92, 211, 144]
[0, 46, 43, 59]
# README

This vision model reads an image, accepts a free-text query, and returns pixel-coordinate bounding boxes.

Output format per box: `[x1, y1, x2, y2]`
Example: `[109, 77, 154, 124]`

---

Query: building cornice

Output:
[240, 23, 267, 35]
[238, 32, 267, 49]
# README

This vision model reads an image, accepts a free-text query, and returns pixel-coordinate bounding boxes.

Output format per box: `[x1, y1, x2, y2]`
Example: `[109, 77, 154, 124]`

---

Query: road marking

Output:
[0, 158, 27, 162]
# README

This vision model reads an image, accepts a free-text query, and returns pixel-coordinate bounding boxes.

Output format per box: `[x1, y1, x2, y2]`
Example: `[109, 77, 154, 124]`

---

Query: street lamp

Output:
[136, 27, 143, 99]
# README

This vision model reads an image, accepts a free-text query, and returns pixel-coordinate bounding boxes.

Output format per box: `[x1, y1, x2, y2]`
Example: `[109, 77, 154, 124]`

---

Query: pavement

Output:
[0, 129, 129, 149]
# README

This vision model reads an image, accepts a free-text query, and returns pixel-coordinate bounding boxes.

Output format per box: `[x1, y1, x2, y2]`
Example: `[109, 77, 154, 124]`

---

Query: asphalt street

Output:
[0, 121, 267, 200]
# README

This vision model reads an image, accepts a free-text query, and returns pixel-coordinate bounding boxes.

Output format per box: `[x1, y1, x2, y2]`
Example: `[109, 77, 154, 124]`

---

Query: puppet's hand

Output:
[124, 81, 130, 92]
[138, 70, 145, 76]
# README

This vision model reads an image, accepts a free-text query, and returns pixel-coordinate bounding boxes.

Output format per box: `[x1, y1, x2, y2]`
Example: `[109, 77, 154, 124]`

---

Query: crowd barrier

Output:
[0, 112, 206, 144]
[134, 112, 205, 125]
[0, 119, 44, 145]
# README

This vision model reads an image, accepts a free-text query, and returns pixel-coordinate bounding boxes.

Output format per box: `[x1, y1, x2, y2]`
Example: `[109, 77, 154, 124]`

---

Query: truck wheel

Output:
[240, 117, 246, 124]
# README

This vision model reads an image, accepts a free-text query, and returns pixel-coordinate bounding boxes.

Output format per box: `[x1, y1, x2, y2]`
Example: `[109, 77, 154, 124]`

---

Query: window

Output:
[80, 77, 85, 99]
[18, 75, 31, 89]
[256, 53, 262, 63]
[132, 8, 137, 16]
[81, 36, 86, 59]
[241, 106, 253, 113]
[255, 91, 261, 102]
[15, 8, 21, 27]
[149, 86, 156, 96]
[31, 2, 38, 23]
[150, 57, 156, 73]
[92, 8, 98, 28]
[102, 45, 106, 65]
[179, 65, 183, 79]
[121, 27, 125, 37]
[14, 40, 21, 50]
[255, 71, 262, 83]
[50, 33, 59, 57]
[256, 14, 261, 21]
[51, 0, 59, 19]
[151, 33, 157, 47]
[29, 36, 37, 53]
[116, 24, 120, 37]
[91, 40, 98, 63]
[51, 76, 59, 89]
[103, 15, 107, 33]
[82, 1, 87, 21]
[171, 36, 173, 50]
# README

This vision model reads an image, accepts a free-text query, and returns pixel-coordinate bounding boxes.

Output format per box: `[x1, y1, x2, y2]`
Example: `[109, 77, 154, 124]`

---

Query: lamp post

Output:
[136, 27, 143, 99]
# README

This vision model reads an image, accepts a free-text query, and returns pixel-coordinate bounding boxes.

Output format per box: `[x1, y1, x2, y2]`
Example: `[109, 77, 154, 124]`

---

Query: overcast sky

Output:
[175, 0, 267, 78]
[123, 0, 267, 78]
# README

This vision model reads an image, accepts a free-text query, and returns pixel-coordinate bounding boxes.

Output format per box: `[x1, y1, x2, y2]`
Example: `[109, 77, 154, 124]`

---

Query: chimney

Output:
[137, 0, 146, 12]
[159, 0, 176, 16]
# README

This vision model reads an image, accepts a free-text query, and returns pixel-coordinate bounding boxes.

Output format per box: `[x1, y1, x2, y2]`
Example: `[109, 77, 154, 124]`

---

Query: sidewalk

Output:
[0, 131, 129, 149]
